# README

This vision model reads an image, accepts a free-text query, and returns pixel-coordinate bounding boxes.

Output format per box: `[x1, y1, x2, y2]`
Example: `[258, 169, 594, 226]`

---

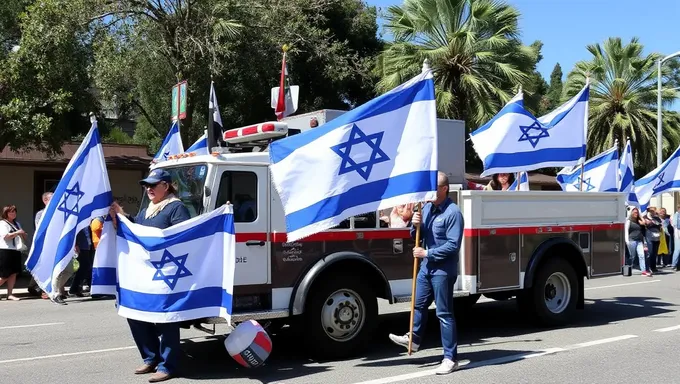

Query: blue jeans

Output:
[627, 240, 645, 272]
[673, 236, 680, 267]
[127, 319, 181, 374]
[411, 271, 458, 360]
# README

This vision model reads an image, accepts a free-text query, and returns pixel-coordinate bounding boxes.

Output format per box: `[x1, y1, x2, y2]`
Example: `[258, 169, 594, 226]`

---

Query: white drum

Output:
[224, 320, 273, 368]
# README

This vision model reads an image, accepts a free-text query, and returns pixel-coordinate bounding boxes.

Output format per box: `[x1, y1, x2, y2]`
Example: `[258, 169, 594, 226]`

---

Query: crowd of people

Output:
[625, 205, 679, 276]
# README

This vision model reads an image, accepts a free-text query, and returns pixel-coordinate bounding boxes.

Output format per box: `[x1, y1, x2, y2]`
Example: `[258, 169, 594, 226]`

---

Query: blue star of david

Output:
[163, 151, 170, 160]
[331, 124, 390, 181]
[518, 121, 550, 148]
[573, 176, 595, 192]
[151, 250, 192, 290]
[57, 182, 85, 222]
[654, 172, 665, 189]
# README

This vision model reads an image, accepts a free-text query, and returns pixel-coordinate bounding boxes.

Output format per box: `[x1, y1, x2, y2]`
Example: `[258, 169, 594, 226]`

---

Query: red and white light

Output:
[223, 122, 288, 144]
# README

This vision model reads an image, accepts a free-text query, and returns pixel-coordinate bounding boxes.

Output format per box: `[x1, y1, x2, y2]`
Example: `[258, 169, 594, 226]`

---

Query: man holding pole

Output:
[388, 171, 464, 375]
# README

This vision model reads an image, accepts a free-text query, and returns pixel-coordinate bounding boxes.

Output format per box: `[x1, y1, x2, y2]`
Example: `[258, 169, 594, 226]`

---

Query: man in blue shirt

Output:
[388, 171, 464, 375]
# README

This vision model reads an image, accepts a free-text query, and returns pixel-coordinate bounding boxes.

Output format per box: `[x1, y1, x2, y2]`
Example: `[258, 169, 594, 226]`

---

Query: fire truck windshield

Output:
[138, 163, 209, 218]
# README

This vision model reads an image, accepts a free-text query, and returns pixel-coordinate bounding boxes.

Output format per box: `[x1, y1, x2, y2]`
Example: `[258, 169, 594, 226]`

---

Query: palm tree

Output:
[373, 0, 539, 128]
[563, 37, 680, 174]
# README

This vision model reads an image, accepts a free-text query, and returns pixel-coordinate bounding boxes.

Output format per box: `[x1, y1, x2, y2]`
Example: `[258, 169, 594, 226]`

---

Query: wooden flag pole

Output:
[407, 202, 422, 355]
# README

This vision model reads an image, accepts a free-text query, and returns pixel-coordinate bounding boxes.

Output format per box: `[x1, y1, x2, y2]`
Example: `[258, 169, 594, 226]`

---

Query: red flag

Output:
[275, 52, 287, 121]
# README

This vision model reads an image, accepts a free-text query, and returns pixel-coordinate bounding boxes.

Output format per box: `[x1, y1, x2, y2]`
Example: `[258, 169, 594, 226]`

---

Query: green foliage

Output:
[373, 0, 542, 169]
[563, 37, 680, 175]
[0, 0, 97, 154]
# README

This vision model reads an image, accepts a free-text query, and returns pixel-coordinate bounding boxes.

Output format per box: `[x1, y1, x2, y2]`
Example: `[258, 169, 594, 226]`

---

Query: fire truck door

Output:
[214, 165, 270, 285]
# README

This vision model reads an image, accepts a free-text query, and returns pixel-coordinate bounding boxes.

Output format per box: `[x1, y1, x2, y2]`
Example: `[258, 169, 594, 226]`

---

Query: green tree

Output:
[0, 0, 98, 153]
[563, 37, 680, 174]
[373, 0, 540, 168]
[523, 41, 549, 116]
[543, 63, 563, 112]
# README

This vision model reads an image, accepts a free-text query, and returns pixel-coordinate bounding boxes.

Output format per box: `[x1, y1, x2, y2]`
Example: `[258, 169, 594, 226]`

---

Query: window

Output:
[138, 164, 209, 218]
[216, 171, 258, 222]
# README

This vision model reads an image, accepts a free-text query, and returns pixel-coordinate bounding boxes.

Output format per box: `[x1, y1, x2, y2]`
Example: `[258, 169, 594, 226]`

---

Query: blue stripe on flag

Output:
[285, 170, 437, 233]
[26, 129, 108, 271]
[117, 213, 234, 251]
[118, 286, 233, 314]
[472, 101, 535, 135]
[483, 146, 586, 169]
[539, 87, 589, 128]
[269, 79, 435, 164]
[92, 267, 116, 286]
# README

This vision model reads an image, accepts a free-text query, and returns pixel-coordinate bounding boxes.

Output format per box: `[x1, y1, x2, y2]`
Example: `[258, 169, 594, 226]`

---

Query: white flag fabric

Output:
[186, 131, 209, 155]
[470, 83, 589, 176]
[269, 68, 438, 241]
[210, 81, 223, 130]
[618, 139, 636, 204]
[631, 144, 680, 212]
[153, 121, 184, 162]
[509, 171, 530, 191]
[556, 145, 619, 192]
[93, 205, 236, 324]
[26, 121, 113, 297]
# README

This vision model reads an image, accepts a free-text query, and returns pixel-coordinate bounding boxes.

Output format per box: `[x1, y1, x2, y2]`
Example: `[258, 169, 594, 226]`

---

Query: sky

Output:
[366, 0, 680, 88]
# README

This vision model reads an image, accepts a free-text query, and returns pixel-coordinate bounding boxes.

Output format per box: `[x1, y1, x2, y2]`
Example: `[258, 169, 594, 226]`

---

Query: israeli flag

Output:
[91, 216, 117, 296]
[509, 171, 530, 191]
[94, 205, 236, 324]
[186, 131, 209, 155]
[618, 139, 635, 203]
[153, 121, 184, 162]
[556, 145, 619, 192]
[269, 66, 437, 242]
[470, 82, 589, 176]
[631, 144, 680, 212]
[26, 119, 113, 297]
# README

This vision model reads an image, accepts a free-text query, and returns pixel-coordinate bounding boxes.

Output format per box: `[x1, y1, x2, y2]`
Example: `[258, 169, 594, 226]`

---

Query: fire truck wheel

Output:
[302, 274, 378, 358]
[528, 257, 578, 326]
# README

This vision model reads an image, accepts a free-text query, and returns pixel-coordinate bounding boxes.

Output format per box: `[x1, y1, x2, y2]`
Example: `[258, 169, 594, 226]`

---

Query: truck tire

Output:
[524, 257, 579, 326]
[301, 273, 378, 359]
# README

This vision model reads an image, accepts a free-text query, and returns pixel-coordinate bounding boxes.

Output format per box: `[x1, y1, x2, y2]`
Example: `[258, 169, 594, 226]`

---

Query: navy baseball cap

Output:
[140, 169, 172, 186]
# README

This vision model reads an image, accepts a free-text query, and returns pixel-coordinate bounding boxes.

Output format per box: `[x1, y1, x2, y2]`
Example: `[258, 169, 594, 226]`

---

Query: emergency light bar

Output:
[223, 122, 288, 144]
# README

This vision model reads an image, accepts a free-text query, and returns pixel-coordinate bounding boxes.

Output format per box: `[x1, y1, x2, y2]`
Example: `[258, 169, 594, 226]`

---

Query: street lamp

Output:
[657, 50, 680, 167]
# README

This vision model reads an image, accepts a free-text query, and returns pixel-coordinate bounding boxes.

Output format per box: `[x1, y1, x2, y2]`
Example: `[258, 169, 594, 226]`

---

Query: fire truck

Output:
[150, 109, 626, 359]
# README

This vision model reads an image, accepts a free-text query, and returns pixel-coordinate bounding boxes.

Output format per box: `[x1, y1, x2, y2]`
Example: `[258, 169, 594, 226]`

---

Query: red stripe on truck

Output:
[233, 223, 622, 243]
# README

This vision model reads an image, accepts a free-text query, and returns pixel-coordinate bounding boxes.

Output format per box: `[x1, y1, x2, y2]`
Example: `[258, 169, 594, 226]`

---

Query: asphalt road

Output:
[2, 271, 680, 384]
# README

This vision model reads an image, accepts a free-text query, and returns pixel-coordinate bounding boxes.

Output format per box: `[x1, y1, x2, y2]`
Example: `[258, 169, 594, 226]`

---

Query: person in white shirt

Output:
[0, 205, 27, 301]
[671, 206, 680, 270]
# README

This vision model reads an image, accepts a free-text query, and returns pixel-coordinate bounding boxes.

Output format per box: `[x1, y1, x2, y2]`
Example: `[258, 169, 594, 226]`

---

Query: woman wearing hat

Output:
[110, 169, 190, 383]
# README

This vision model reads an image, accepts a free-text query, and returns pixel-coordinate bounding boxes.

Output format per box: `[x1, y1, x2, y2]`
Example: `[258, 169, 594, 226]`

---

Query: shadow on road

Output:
[174, 293, 675, 382]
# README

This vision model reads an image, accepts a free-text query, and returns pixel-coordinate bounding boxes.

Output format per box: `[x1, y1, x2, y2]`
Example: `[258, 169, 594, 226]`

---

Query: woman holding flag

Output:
[110, 169, 190, 383]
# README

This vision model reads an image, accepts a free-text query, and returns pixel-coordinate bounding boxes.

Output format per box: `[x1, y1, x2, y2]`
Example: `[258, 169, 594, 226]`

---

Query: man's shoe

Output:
[388, 333, 419, 352]
[134, 364, 156, 374]
[148, 372, 172, 382]
[435, 358, 459, 375]
[50, 296, 67, 305]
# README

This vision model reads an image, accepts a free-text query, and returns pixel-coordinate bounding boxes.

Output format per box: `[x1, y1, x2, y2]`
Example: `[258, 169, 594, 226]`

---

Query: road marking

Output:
[566, 335, 638, 349]
[0, 322, 64, 330]
[348, 348, 563, 384]
[0, 346, 136, 364]
[653, 325, 680, 333]
[585, 280, 660, 291]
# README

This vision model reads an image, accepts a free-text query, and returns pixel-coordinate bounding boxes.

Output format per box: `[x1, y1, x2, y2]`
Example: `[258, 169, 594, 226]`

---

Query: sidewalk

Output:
[0, 272, 37, 298]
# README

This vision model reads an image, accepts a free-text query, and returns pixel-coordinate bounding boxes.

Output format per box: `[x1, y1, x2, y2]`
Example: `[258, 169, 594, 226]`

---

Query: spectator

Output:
[0, 205, 27, 300]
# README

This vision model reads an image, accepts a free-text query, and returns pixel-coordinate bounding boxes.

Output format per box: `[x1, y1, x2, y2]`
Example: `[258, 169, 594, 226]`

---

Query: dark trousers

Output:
[647, 241, 660, 272]
[411, 270, 458, 360]
[69, 249, 93, 294]
[127, 319, 181, 374]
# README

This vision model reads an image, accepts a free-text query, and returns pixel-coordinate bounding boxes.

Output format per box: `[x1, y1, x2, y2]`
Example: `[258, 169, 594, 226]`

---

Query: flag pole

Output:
[516, 173, 521, 191]
[408, 202, 422, 355]
[579, 164, 585, 191]
[580, 72, 590, 192]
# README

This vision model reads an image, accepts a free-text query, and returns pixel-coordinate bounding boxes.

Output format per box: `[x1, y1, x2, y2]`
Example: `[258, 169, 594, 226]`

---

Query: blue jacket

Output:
[76, 227, 92, 251]
[130, 200, 190, 230]
[410, 198, 464, 276]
